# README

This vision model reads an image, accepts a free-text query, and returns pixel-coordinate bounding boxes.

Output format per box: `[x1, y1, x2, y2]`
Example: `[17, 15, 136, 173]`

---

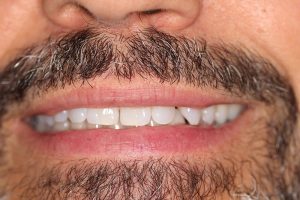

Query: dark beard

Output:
[0, 28, 299, 200]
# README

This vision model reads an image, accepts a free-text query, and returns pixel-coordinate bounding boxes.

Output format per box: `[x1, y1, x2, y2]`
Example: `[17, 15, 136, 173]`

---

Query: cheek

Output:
[0, 0, 54, 68]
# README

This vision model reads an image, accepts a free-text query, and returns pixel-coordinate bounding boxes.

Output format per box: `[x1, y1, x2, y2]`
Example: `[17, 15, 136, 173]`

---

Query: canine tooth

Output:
[98, 108, 119, 125]
[171, 110, 186, 125]
[179, 107, 201, 125]
[53, 122, 69, 132]
[228, 104, 243, 120]
[202, 106, 215, 125]
[54, 110, 68, 123]
[152, 106, 176, 125]
[215, 105, 228, 125]
[87, 109, 102, 124]
[120, 107, 151, 126]
[68, 108, 87, 123]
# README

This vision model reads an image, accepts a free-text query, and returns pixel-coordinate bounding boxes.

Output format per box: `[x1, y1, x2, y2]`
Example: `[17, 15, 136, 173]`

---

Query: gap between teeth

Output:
[33, 105, 244, 132]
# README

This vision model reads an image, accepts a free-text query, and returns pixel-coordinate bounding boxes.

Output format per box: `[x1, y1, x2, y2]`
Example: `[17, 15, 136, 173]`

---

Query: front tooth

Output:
[228, 104, 243, 120]
[152, 106, 176, 125]
[202, 106, 215, 125]
[87, 109, 102, 125]
[120, 107, 151, 126]
[68, 108, 87, 123]
[54, 110, 68, 123]
[179, 107, 201, 125]
[215, 105, 228, 125]
[97, 108, 119, 125]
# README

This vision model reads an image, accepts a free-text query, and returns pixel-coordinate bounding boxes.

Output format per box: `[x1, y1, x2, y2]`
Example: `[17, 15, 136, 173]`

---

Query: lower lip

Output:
[19, 123, 238, 158]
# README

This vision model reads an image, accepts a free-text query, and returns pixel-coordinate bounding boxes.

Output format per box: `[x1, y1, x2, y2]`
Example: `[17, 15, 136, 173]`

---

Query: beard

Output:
[0, 28, 299, 200]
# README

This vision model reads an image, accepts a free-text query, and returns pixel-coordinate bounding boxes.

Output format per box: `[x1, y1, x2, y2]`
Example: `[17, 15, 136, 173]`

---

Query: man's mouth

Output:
[10, 82, 249, 157]
[31, 104, 243, 132]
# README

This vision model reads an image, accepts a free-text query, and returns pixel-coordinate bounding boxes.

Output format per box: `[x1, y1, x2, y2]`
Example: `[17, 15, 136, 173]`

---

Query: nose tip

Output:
[43, 0, 202, 31]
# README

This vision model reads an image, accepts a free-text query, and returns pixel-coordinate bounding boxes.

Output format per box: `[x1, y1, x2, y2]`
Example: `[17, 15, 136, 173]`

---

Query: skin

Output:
[0, 0, 300, 199]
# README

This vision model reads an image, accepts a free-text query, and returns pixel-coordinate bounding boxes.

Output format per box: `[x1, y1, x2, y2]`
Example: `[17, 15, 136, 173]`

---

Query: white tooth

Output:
[149, 119, 159, 126]
[171, 110, 186, 125]
[152, 106, 176, 125]
[179, 107, 201, 125]
[87, 109, 102, 125]
[68, 108, 87, 123]
[228, 104, 243, 121]
[215, 105, 228, 125]
[53, 122, 69, 132]
[120, 107, 151, 126]
[54, 110, 68, 123]
[98, 108, 119, 125]
[71, 122, 87, 130]
[201, 106, 215, 125]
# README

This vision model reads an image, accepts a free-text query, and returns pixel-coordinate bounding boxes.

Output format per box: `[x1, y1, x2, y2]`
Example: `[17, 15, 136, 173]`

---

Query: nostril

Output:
[140, 9, 164, 15]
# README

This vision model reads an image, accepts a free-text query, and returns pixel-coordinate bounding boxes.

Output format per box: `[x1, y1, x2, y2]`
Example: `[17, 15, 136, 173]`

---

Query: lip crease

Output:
[11, 80, 249, 158]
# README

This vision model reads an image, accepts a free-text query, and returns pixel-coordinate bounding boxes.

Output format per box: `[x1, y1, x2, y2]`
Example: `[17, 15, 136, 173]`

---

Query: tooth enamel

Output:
[53, 122, 69, 132]
[87, 109, 102, 125]
[34, 104, 244, 132]
[152, 106, 176, 125]
[201, 106, 215, 125]
[120, 107, 151, 126]
[215, 105, 228, 125]
[68, 108, 87, 123]
[71, 122, 87, 130]
[97, 108, 119, 125]
[179, 107, 201, 125]
[228, 104, 243, 120]
[54, 110, 68, 123]
[171, 110, 186, 125]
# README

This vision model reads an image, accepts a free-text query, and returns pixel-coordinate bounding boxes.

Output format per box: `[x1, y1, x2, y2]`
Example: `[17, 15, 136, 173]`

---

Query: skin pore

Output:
[0, 0, 300, 199]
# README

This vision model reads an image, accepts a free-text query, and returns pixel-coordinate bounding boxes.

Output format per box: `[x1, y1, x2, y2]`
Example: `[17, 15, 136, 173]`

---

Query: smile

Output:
[31, 104, 244, 132]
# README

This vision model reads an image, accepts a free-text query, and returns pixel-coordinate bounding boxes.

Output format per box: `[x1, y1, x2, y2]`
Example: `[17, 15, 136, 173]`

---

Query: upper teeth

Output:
[32, 104, 244, 132]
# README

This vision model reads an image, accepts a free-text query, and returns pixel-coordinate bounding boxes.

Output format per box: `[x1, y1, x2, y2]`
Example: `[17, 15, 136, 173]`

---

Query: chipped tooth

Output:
[152, 106, 176, 125]
[68, 108, 87, 123]
[171, 110, 186, 125]
[215, 105, 228, 125]
[54, 110, 68, 123]
[97, 108, 119, 125]
[120, 107, 151, 126]
[179, 107, 201, 125]
[201, 106, 215, 125]
[228, 104, 243, 120]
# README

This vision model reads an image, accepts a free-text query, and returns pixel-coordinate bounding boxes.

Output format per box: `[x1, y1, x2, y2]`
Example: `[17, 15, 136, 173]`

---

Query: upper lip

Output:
[22, 78, 247, 117]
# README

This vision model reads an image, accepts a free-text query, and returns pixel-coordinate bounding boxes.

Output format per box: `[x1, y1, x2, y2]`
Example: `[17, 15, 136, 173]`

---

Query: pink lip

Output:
[13, 79, 249, 158]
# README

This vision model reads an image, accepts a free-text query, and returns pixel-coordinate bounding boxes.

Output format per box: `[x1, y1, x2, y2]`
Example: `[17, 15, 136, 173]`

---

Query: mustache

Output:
[0, 28, 296, 112]
[0, 27, 297, 158]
